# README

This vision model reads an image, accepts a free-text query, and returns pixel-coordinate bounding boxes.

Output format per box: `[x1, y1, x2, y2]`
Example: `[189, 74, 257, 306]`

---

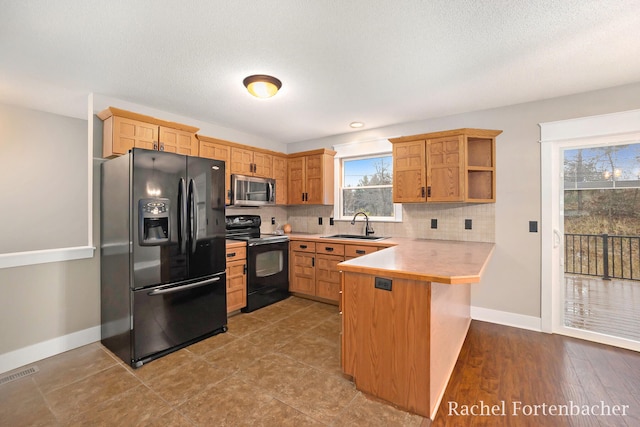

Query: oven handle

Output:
[248, 239, 289, 246]
[147, 276, 221, 296]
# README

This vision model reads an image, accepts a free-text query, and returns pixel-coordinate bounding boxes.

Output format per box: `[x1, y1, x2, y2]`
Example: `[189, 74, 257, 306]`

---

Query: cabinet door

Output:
[305, 154, 324, 204]
[113, 116, 158, 152]
[287, 156, 306, 204]
[273, 155, 288, 205]
[427, 136, 464, 202]
[230, 147, 254, 175]
[289, 250, 315, 295]
[393, 140, 426, 202]
[253, 152, 272, 178]
[159, 126, 198, 155]
[226, 259, 247, 313]
[315, 253, 344, 302]
[200, 141, 232, 205]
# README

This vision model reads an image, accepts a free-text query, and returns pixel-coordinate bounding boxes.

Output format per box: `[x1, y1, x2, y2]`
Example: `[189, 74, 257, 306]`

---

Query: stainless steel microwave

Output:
[230, 174, 276, 206]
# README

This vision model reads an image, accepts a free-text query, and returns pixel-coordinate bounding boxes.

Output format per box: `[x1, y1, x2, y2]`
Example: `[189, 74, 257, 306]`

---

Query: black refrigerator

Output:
[101, 148, 227, 368]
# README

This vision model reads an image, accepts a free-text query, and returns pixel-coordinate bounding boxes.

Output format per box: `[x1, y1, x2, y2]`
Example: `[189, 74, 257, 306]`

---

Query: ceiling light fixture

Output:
[349, 121, 365, 129]
[243, 74, 282, 99]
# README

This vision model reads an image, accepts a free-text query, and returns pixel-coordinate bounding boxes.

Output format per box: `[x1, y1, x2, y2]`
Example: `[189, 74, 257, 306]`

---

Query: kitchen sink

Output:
[320, 234, 387, 241]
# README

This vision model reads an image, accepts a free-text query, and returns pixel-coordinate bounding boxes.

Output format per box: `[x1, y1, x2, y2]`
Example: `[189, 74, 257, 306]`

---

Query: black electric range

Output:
[225, 215, 290, 312]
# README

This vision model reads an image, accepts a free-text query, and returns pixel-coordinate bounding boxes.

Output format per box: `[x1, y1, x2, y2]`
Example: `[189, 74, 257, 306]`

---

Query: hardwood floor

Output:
[565, 275, 640, 341]
[1, 299, 639, 426]
[432, 321, 640, 426]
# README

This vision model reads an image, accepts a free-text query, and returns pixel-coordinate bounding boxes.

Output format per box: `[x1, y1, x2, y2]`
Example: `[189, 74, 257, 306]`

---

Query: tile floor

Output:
[0, 297, 426, 426]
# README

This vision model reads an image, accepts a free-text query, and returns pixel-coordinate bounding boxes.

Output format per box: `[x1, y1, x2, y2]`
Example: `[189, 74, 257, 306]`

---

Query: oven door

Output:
[244, 240, 289, 311]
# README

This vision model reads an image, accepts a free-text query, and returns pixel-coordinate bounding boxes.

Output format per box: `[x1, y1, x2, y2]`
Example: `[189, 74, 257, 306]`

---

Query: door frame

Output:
[540, 109, 640, 351]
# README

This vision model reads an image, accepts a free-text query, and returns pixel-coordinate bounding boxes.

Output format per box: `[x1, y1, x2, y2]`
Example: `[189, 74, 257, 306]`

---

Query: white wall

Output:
[288, 82, 640, 319]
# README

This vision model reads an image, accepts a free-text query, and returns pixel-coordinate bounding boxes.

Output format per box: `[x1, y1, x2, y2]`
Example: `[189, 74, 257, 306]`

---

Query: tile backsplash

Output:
[229, 203, 495, 243]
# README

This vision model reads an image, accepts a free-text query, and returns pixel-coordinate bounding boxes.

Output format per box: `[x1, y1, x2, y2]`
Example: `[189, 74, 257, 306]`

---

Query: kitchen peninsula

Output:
[337, 238, 495, 420]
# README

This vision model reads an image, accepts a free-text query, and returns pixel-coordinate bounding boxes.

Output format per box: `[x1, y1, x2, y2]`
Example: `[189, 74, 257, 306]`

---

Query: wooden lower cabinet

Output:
[290, 240, 380, 304]
[289, 241, 316, 295]
[315, 254, 343, 301]
[225, 245, 247, 313]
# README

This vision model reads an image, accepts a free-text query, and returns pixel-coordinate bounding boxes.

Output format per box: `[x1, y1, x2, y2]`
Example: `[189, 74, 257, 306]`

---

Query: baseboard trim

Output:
[0, 326, 100, 375]
[471, 306, 542, 332]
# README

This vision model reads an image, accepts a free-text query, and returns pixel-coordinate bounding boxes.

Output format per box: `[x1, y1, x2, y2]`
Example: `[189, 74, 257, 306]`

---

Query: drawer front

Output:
[290, 241, 316, 253]
[226, 246, 247, 261]
[315, 242, 345, 256]
[345, 245, 378, 258]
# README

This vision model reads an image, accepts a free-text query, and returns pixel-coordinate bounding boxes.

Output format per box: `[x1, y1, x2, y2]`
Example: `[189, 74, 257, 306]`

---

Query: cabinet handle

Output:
[227, 252, 236, 258]
[356, 249, 365, 255]
[300, 244, 307, 249]
[325, 247, 334, 252]
[159, 142, 165, 151]
[312, 257, 315, 267]
[243, 264, 247, 274]
[421, 186, 426, 198]
[302, 193, 305, 202]
[153, 142, 158, 150]
[427, 186, 431, 198]
[305, 192, 309, 201]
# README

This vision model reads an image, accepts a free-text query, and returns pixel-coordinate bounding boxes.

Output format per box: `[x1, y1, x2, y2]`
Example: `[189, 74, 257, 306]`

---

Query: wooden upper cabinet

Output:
[272, 155, 288, 205]
[98, 107, 199, 158]
[392, 139, 426, 203]
[159, 126, 198, 156]
[390, 128, 501, 203]
[198, 135, 232, 205]
[230, 147, 272, 178]
[426, 136, 464, 202]
[287, 149, 335, 205]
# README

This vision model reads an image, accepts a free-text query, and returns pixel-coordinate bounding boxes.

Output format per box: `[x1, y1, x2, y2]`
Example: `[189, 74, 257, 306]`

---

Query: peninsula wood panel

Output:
[342, 272, 431, 417]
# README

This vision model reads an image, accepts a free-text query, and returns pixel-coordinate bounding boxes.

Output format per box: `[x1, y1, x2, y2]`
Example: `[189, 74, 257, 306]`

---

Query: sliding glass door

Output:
[541, 111, 640, 352]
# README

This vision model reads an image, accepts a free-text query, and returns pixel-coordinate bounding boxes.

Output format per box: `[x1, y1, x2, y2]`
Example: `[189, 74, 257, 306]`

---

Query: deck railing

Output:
[565, 233, 640, 281]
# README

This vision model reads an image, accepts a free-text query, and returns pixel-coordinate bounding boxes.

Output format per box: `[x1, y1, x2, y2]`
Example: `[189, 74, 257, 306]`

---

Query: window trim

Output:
[333, 139, 402, 222]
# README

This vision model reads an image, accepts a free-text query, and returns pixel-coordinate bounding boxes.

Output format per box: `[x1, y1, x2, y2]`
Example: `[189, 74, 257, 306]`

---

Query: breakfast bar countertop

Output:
[286, 234, 495, 284]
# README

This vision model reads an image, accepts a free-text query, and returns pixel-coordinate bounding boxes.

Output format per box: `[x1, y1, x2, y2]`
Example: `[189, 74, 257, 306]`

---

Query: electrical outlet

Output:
[529, 221, 538, 232]
[318, 217, 323, 225]
[431, 219, 437, 229]
[465, 219, 472, 230]
[271, 217, 276, 225]
[329, 217, 334, 226]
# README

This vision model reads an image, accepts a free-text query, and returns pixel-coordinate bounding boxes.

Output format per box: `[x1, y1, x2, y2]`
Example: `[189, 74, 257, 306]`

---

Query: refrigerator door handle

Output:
[147, 276, 221, 296]
[178, 178, 187, 254]
[188, 178, 198, 253]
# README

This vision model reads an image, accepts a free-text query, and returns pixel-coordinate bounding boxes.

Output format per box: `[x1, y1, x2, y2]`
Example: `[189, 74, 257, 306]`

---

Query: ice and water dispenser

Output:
[138, 198, 170, 245]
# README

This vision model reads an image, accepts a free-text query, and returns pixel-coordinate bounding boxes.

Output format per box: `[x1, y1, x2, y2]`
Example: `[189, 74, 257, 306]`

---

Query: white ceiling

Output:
[1, 0, 640, 144]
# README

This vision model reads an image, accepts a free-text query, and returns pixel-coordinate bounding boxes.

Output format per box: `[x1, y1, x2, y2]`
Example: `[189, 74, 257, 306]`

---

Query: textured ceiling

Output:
[1, 0, 640, 144]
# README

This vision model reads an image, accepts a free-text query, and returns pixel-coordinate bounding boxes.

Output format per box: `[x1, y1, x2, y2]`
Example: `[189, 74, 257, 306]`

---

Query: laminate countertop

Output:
[287, 234, 494, 284]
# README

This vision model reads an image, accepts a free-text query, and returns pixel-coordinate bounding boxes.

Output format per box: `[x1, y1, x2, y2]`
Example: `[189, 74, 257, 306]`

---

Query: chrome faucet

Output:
[351, 211, 374, 236]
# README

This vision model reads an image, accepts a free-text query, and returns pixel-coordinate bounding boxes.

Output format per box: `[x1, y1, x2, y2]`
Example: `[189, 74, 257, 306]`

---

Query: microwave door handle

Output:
[178, 178, 187, 254]
[267, 181, 274, 202]
[189, 178, 198, 253]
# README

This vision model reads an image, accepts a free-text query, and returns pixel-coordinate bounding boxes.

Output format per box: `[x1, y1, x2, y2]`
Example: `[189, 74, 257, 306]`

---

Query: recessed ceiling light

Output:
[243, 74, 282, 98]
[349, 121, 365, 129]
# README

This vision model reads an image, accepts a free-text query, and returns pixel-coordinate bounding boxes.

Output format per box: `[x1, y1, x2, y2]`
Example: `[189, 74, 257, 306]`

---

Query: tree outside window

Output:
[341, 155, 394, 218]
